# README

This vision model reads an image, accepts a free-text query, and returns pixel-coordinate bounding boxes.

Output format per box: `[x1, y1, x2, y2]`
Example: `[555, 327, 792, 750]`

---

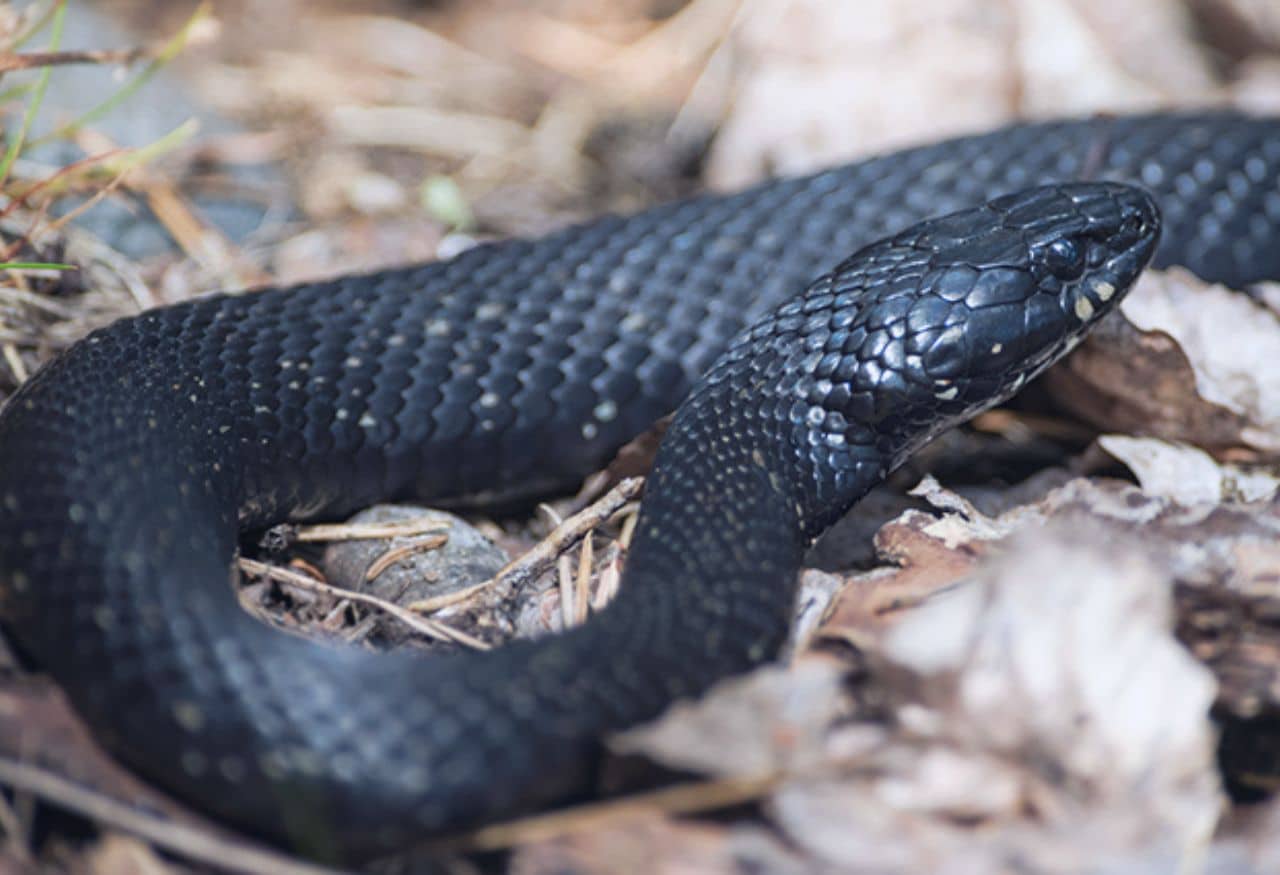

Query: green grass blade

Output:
[31, 1, 210, 148]
[0, 261, 74, 271]
[10, 0, 62, 51]
[0, 0, 67, 188]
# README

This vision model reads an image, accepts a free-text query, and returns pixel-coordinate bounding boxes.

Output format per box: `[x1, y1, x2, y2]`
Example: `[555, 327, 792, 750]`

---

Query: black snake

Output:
[1, 111, 1278, 861]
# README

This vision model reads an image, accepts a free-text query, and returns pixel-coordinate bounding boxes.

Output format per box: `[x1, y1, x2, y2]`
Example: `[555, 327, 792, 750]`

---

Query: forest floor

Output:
[3, 1, 1280, 873]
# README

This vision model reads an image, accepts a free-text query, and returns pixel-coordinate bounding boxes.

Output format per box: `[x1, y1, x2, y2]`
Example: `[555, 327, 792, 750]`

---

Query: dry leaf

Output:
[1048, 269, 1280, 454]
[612, 658, 848, 777]
[1121, 270, 1280, 452]
[1098, 435, 1280, 504]
[708, 0, 1218, 187]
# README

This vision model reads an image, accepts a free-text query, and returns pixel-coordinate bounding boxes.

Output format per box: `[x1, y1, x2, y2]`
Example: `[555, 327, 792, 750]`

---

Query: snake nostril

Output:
[1113, 210, 1148, 246]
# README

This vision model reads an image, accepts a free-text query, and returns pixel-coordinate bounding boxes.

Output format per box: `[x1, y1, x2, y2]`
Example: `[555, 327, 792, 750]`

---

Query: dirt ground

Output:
[3, 1, 1280, 873]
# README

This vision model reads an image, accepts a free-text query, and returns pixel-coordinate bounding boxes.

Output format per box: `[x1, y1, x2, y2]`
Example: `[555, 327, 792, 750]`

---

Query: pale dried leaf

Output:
[884, 523, 1219, 803]
[1099, 435, 1280, 504]
[708, 0, 1017, 187]
[1016, 0, 1214, 113]
[1121, 270, 1280, 452]
[612, 658, 846, 777]
[708, 0, 1217, 187]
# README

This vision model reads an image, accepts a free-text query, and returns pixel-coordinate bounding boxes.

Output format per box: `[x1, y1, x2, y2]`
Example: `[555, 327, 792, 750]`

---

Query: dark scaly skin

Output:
[0, 111, 1275, 860]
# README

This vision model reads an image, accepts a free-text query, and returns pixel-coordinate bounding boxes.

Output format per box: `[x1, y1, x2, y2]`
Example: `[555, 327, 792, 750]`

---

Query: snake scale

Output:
[1, 111, 1279, 861]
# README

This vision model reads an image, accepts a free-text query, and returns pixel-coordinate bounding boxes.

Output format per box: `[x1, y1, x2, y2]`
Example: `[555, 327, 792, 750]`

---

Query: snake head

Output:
[920, 182, 1160, 388]
[768, 181, 1160, 518]
[679, 183, 1160, 534]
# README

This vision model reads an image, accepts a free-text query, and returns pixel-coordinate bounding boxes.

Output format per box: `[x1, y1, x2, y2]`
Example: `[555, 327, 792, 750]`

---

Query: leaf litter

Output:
[3, 1, 1280, 873]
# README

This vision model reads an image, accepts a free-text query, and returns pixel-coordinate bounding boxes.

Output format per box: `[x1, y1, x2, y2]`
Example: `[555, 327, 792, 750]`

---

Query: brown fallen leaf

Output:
[1194, 0, 1280, 55]
[818, 475, 1041, 647]
[1048, 269, 1280, 456]
[577, 466, 1280, 872]
[1120, 270, 1280, 453]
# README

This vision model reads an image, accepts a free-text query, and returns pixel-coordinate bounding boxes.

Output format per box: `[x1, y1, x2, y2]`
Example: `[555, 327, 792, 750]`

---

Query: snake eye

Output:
[1118, 211, 1145, 241]
[1044, 237, 1085, 281]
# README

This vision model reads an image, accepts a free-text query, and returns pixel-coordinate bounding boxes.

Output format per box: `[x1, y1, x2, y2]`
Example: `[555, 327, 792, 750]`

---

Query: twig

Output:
[0, 758, 344, 875]
[409, 477, 644, 614]
[0, 147, 129, 222]
[557, 552, 574, 630]
[0, 47, 148, 73]
[574, 534, 593, 626]
[238, 558, 489, 650]
[296, 517, 451, 543]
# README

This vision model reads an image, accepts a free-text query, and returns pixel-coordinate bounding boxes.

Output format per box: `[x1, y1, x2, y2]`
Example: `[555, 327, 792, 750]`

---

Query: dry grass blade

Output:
[296, 517, 452, 542]
[328, 105, 530, 158]
[403, 575, 494, 615]
[574, 534, 594, 626]
[7, 0, 62, 51]
[0, 0, 65, 192]
[2, 343, 27, 384]
[0, 785, 30, 861]
[618, 506, 640, 548]
[238, 557, 489, 650]
[0, 148, 132, 224]
[5, 121, 200, 264]
[32, 2, 212, 147]
[435, 771, 783, 853]
[591, 548, 624, 612]
[0, 286, 76, 318]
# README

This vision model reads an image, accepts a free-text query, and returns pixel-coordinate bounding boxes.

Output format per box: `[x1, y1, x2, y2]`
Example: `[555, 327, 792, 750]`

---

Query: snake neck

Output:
[610, 373, 885, 686]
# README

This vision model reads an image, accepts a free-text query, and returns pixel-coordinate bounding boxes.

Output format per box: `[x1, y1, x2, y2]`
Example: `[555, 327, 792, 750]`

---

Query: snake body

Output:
[1, 112, 1278, 860]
